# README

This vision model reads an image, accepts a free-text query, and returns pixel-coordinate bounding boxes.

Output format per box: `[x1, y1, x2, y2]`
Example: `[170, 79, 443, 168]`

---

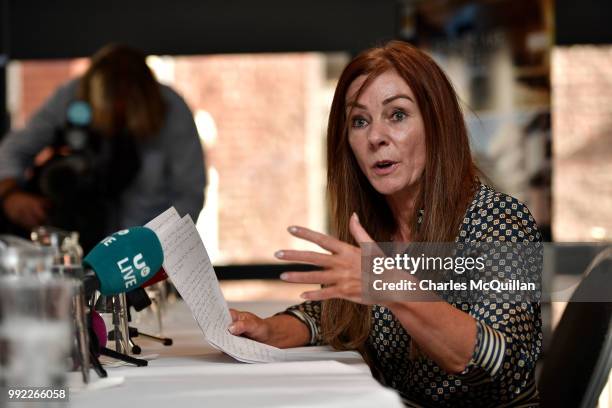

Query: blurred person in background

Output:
[228, 41, 541, 407]
[0, 44, 206, 250]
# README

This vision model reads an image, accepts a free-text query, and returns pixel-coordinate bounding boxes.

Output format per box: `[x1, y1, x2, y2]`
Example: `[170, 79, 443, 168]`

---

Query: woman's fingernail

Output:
[280, 273, 288, 280]
[275, 250, 284, 258]
[228, 324, 236, 334]
[288, 226, 298, 233]
[300, 292, 308, 299]
[353, 212, 360, 223]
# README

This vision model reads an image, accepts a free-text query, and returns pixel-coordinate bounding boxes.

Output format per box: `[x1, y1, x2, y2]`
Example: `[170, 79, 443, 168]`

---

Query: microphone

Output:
[90, 310, 108, 352]
[126, 287, 152, 311]
[88, 309, 147, 367]
[83, 227, 163, 296]
[127, 267, 168, 311]
[141, 266, 168, 288]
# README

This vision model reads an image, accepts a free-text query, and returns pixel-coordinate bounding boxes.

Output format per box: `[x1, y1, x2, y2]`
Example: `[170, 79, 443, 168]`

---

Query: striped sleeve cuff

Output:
[470, 320, 506, 377]
[282, 309, 320, 346]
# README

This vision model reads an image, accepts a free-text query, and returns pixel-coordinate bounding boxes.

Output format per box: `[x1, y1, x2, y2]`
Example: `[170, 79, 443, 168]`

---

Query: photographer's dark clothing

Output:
[0, 79, 206, 247]
[285, 184, 542, 407]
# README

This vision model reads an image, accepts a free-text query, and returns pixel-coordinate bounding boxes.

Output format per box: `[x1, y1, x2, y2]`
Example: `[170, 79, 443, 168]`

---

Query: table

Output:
[70, 299, 403, 408]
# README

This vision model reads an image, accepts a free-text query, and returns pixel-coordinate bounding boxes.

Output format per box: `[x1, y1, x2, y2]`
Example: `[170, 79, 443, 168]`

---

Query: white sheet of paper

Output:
[144, 206, 180, 232]
[148, 214, 283, 362]
[145, 209, 363, 364]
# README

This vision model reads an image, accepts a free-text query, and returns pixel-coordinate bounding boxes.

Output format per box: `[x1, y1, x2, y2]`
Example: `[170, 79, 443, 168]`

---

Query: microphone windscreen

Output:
[141, 267, 168, 288]
[83, 227, 163, 295]
[90, 310, 107, 351]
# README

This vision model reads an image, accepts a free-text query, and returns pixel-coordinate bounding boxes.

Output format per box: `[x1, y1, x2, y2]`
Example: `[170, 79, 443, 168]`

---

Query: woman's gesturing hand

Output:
[275, 213, 374, 304]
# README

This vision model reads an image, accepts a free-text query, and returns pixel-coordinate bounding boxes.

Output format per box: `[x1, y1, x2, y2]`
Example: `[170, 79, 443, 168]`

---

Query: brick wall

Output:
[552, 46, 612, 241]
[14, 59, 88, 128]
[172, 53, 326, 263]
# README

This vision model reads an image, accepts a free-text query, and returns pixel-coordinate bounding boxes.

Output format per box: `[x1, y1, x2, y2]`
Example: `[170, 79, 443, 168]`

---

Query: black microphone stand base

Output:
[108, 326, 173, 353]
[138, 330, 173, 346]
[89, 348, 108, 378]
[100, 347, 148, 367]
[129, 338, 142, 355]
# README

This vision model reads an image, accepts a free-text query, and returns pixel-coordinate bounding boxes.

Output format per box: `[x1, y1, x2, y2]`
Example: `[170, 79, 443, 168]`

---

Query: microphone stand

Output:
[134, 329, 173, 346]
[108, 293, 148, 366]
[87, 326, 107, 378]
[122, 287, 174, 354]
[102, 288, 173, 356]
[99, 346, 147, 366]
[91, 293, 148, 367]
[108, 325, 173, 354]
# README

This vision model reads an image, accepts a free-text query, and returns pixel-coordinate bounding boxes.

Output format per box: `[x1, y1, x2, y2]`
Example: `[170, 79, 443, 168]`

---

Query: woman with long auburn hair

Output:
[229, 41, 541, 407]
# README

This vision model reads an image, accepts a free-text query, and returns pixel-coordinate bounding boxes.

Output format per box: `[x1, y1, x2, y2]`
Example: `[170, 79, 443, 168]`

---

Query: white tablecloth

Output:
[69, 300, 403, 408]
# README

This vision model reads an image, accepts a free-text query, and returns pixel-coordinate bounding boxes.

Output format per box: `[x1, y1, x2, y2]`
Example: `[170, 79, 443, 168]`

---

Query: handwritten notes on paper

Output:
[145, 208, 361, 364]
[146, 210, 280, 362]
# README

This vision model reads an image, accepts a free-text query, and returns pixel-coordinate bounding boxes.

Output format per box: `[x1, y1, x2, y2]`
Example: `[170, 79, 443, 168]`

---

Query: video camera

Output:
[30, 101, 141, 251]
